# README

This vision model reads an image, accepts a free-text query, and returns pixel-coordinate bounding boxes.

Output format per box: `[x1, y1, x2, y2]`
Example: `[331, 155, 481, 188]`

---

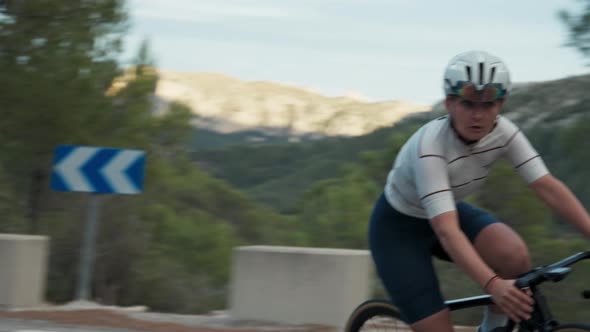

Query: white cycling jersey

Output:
[384, 115, 549, 219]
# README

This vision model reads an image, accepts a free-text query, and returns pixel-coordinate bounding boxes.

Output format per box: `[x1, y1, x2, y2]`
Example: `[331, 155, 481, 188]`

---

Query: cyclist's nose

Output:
[470, 107, 484, 119]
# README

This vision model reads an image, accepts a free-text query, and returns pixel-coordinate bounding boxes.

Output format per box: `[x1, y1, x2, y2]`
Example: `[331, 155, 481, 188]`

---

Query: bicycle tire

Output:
[345, 297, 498, 331]
[551, 323, 590, 331]
[344, 299, 408, 332]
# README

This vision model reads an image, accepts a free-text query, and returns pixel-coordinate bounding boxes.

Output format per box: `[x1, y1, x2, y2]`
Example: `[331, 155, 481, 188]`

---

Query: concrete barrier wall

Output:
[0, 234, 49, 309]
[229, 245, 371, 327]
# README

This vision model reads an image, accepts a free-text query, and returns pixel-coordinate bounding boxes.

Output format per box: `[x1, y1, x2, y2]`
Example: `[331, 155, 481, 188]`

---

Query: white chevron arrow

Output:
[53, 147, 98, 192]
[100, 150, 144, 194]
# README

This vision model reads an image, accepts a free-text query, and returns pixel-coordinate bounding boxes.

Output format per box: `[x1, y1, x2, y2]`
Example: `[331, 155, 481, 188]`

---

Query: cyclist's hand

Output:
[488, 278, 534, 322]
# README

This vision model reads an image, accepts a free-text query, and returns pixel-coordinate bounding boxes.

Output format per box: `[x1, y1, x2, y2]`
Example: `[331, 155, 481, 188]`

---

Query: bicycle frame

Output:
[445, 282, 569, 331]
[345, 251, 590, 332]
[446, 294, 493, 310]
[504, 285, 558, 332]
[512, 251, 590, 331]
[444, 251, 590, 332]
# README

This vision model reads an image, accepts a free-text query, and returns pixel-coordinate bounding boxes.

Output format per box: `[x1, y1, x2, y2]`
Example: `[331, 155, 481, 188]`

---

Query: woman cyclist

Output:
[369, 50, 590, 332]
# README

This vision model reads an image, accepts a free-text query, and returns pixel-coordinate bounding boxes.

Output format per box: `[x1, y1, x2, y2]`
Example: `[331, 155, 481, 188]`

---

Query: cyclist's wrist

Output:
[483, 274, 500, 293]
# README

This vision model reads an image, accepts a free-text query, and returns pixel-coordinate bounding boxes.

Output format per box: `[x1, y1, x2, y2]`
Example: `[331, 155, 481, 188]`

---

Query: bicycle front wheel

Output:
[344, 299, 409, 332]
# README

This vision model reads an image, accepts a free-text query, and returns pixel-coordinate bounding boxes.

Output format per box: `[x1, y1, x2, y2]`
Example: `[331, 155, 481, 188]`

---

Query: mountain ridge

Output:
[153, 70, 432, 137]
[191, 72, 590, 212]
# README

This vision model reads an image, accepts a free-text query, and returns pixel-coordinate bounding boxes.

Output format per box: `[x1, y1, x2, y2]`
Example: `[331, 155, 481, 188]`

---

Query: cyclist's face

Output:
[445, 96, 504, 141]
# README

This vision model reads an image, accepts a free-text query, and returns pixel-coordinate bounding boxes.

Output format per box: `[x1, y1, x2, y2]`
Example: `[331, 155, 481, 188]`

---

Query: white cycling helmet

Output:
[443, 50, 511, 100]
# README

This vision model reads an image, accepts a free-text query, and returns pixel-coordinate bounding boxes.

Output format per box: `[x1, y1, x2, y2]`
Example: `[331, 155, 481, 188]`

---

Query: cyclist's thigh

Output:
[431, 201, 501, 261]
[456, 201, 501, 242]
[369, 193, 447, 324]
[430, 202, 530, 276]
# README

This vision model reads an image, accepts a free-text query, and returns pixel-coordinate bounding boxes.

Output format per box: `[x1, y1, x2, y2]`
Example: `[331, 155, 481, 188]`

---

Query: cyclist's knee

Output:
[475, 223, 532, 277]
[494, 242, 531, 278]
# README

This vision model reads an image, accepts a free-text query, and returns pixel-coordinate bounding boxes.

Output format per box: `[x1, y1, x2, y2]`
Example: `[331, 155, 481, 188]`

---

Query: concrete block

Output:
[229, 245, 371, 327]
[0, 234, 49, 308]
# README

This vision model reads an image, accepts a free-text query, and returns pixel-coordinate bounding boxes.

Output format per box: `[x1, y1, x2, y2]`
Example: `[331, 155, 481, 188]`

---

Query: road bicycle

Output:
[345, 251, 590, 331]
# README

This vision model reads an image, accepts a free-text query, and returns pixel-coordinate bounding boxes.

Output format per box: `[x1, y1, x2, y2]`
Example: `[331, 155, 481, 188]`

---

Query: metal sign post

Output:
[50, 145, 146, 301]
[77, 193, 101, 300]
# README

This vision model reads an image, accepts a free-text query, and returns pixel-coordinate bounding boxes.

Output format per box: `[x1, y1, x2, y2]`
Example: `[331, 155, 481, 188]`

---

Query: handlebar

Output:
[514, 251, 590, 289]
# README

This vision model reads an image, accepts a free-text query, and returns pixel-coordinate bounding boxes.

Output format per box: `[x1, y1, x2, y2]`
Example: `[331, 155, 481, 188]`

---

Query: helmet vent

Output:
[489, 66, 496, 83]
[479, 62, 484, 85]
[465, 66, 472, 81]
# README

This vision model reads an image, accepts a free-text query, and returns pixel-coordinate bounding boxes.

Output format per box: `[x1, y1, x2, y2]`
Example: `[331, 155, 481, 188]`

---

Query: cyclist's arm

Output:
[530, 174, 590, 238]
[431, 211, 535, 322]
[429, 211, 495, 288]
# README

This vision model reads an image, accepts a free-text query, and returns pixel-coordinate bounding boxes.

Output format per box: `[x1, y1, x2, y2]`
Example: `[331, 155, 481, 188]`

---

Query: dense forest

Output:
[1, 0, 590, 325]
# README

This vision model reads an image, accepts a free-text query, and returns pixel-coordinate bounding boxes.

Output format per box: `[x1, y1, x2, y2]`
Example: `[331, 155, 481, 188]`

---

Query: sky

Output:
[123, 0, 590, 106]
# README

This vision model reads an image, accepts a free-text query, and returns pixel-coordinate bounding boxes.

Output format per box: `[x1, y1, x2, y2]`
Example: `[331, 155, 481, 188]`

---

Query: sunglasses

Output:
[448, 81, 507, 102]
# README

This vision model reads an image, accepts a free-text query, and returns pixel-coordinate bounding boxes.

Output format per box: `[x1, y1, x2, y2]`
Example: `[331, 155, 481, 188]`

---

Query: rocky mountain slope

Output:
[154, 70, 431, 137]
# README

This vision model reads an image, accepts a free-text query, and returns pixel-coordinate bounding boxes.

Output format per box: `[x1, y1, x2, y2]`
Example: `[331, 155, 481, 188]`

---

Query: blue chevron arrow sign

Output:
[50, 145, 146, 194]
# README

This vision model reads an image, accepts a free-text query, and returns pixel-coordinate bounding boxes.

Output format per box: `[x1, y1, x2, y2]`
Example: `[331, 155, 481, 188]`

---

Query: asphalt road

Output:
[0, 318, 131, 332]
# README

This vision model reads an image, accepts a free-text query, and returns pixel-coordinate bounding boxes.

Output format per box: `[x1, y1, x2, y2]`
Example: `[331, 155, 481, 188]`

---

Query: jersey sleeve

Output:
[414, 127, 456, 219]
[503, 125, 550, 183]
[415, 156, 456, 219]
